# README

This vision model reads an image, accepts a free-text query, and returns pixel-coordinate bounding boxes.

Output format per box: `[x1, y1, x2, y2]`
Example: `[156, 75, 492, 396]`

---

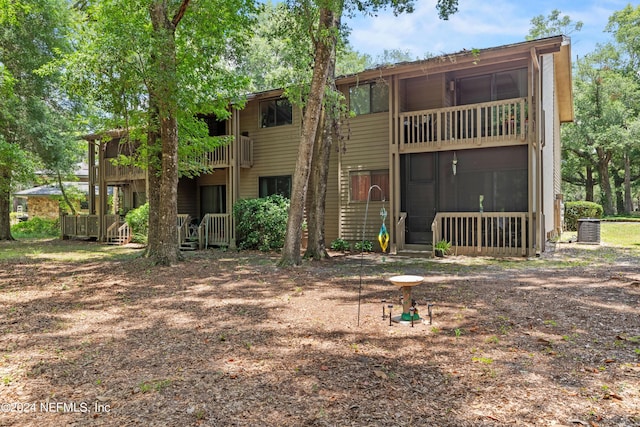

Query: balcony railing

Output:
[182, 135, 253, 171]
[400, 98, 528, 151]
[103, 161, 146, 182]
[432, 212, 528, 257]
[61, 214, 100, 239]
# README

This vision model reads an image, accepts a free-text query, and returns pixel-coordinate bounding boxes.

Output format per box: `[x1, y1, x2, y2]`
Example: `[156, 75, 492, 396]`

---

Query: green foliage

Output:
[125, 203, 149, 244]
[354, 240, 373, 252]
[434, 239, 452, 252]
[10, 217, 60, 238]
[564, 201, 603, 231]
[234, 195, 289, 251]
[330, 238, 350, 252]
[526, 9, 583, 40]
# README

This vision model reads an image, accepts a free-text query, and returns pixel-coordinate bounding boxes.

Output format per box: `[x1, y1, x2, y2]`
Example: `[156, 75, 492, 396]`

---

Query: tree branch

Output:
[172, 0, 191, 27]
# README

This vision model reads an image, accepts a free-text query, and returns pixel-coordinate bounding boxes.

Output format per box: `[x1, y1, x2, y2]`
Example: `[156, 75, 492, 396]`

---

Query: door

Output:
[401, 153, 437, 244]
[200, 185, 226, 218]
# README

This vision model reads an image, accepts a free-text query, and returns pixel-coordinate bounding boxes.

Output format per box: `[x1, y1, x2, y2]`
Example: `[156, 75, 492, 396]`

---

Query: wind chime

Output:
[378, 206, 389, 253]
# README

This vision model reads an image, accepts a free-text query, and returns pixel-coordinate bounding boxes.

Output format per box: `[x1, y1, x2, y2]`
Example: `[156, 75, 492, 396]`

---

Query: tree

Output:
[562, 48, 640, 215]
[0, 0, 77, 240]
[526, 9, 583, 40]
[65, 0, 254, 265]
[278, 0, 459, 266]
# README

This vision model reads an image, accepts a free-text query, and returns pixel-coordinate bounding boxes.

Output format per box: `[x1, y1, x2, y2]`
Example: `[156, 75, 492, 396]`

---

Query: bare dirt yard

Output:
[0, 239, 639, 427]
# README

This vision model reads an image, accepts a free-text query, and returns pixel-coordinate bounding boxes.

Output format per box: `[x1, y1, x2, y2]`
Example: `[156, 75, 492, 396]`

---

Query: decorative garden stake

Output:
[381, 299, 387, 319]
[409, 307, 415, 327]
[388, 304, 393, 326]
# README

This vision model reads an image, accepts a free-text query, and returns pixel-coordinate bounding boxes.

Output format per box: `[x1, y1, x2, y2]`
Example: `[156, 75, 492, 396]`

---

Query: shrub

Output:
[330, 238, 350, 252]
[10, 217, 60, 238]
[234, 195, 289, 251]
[125, 203, 149, 243]
[564, 201, 603, 231]
[354, 240, 373, 253]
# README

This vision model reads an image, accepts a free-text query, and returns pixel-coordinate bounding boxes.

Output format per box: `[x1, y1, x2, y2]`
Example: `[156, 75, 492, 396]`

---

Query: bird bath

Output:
[389, 275, 424, 322]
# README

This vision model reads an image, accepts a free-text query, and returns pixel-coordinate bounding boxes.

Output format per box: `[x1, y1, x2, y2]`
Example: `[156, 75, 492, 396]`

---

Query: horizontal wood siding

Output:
[339, 112, 390, 247]
[177, 178, 198, 218]
[238, 101, 300, 199]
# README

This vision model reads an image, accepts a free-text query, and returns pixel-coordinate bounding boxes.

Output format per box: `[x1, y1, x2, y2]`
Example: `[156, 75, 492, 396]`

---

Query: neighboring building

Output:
[65, 36, 573, 256]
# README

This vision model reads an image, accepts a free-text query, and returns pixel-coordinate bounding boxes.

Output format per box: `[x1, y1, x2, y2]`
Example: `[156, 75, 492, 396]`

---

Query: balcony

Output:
[399, 98, 529, 152]
[183, 135, 253, 171]
[103, 162, 146, 182]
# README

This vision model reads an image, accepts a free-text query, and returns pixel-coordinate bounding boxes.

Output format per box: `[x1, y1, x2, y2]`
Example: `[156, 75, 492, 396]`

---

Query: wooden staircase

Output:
[106, 220, 132, 245]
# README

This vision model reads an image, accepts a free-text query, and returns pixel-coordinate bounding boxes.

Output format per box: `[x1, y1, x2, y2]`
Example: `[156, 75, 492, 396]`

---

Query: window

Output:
[260, 98, 292, 128]
[349, 82, 389, 115]
[259, 175, 292, 198]
[458, 68, 527, 105]
[350, 170, 389, 201]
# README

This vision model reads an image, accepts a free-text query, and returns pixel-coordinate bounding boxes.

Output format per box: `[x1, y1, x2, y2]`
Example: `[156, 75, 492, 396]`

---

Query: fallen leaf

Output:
[373, 370, 388, 379]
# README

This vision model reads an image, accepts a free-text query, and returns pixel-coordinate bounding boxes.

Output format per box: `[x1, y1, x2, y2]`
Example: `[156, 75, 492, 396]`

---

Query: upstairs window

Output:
[260, 98, 292, 128]
[349, 82, 389, 115]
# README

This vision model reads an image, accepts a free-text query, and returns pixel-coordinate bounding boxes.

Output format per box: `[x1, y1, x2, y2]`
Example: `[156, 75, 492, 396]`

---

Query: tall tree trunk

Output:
[304, 47, 338, 261]
[0, 166, 14, 241]
[585, 165, 594, 201]
[279, 7, 339, 267]
[596, 147, 614, 215]
[623, 152, 633, 214]
[146, 106, 161, 254]
[146, 0, 187, 265]
[613, 172, 624, 215]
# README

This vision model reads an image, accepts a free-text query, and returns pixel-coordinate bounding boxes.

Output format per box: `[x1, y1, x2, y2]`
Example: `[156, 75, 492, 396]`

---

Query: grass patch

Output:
[0, 239, 143, 263]
[601, 222, 640, 248]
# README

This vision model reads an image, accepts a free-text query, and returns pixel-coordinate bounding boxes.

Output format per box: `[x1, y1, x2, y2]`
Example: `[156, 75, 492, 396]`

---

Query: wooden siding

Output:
[177, 178, 198, 219]
[339, 112, 390, 246]
[237, 101, 300, 199]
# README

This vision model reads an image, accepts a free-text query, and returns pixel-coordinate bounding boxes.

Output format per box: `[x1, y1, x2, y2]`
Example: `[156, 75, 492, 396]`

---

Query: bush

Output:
[330, 238, 350, 252]
[234, 195, 289, 251]
[564, 201, 603, 231]
[354, 240, 373, 253]
[10, 217, 60, 238]
[125, 203, 149, 243]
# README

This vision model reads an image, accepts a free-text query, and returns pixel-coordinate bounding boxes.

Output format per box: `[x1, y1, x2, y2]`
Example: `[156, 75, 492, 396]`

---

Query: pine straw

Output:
[0, 241, 639, 426]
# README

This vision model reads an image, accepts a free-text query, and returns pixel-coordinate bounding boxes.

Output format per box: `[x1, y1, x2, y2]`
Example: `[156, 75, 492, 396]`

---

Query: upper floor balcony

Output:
[101, 135, 253, 182]
[399, 97, 529, 152]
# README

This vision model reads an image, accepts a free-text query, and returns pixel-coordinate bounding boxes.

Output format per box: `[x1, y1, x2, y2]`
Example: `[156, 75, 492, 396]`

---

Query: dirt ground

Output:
[0, 239, 639, 427]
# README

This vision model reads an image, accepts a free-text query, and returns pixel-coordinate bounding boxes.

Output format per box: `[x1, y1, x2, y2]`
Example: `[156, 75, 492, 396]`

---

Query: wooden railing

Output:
[199, 213, 231, 248]
[61, 214, 100, 238]
[177, 214, 191, 246]
[400, 98, 528, 151]
[103, 161, 146, 181]
[106, 219, 131, 245]
[182, 135, 254, 171]
[432, 212, 528, 256]
[238, 135, 253, 168]
[396, 212, 407, 251]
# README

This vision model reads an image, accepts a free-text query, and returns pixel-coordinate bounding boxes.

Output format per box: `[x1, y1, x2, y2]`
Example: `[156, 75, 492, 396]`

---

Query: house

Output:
[64, 35, 573, 256]
[13, 162, 92, 221]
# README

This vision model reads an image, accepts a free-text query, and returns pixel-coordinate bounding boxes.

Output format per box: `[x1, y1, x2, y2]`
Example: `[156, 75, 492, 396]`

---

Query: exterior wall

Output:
[338, 111, 390, 245]
[26, 197, 60, 219]
[237, 100, 300, 199]
[541, 53, 557, 239]
[402, 75, 445, 111]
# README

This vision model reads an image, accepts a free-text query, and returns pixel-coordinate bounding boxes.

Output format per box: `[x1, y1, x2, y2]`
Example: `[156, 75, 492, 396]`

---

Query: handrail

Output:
[400, 97, 528, 150]
[177, 214, 191, 246]
[199, 213, 230, 248]
[432, 212, 528, 256]
[397, 212, 407, 251]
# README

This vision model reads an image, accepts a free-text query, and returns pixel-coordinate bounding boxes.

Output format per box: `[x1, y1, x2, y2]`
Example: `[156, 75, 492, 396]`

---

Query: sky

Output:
[344, 0, 636, 62]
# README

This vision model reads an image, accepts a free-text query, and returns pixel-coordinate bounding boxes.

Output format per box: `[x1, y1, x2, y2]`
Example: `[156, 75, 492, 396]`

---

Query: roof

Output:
[14, 182, 110, 197]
